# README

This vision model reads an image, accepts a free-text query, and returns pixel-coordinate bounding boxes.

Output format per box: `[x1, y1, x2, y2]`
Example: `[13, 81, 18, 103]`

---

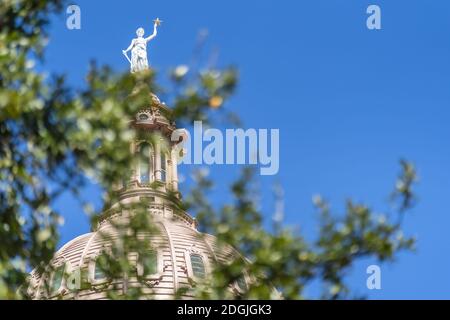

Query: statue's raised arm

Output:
[145, 23, 158, 43]
[145, 18, 162, 42]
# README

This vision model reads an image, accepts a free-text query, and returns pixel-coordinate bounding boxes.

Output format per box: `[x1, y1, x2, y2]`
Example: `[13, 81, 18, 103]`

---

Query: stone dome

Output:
[30, 204, 247, 299]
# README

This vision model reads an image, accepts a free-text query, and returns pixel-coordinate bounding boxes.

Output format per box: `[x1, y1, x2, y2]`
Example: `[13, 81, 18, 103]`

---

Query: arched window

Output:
[139, 142, 153, 184]
[190, 254, 206, 279]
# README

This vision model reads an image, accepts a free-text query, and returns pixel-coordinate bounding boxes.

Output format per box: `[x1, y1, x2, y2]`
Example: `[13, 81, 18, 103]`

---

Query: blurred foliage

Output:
[185, 164, 417, 299]
[0, 0, 235, 299]
[0, 0, 417, 300]
[91, 203, 163, 300]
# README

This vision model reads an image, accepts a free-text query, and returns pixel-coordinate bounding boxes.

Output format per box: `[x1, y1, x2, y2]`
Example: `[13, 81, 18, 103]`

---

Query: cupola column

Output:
[131, 141, 138, 182]
[171, 149, 179, 191]
[155, 139, 162, 181]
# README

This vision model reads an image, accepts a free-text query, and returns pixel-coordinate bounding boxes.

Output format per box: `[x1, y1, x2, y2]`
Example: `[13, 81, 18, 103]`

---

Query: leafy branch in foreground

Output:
[186, 162, 417, 299]
[0, 0, 236, 299]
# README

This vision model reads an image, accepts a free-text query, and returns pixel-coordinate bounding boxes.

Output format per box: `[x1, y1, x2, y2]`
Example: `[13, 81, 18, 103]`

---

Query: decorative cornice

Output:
[95, 194, 196, 231]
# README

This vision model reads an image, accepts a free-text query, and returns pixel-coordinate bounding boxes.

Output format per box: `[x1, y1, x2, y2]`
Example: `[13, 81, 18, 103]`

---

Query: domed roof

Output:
[28, 94, 252, 300]
[29, 205, 247, 300]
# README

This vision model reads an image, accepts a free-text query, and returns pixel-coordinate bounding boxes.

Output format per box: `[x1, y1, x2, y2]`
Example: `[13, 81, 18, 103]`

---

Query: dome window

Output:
[140, 251, 157, 276]
[190, 254, 206, 279]
[50, 265, 65, 294]
[137, 250, 164, 280]
[236, 274, 248, 292]
[46, 261, 73, 297]
[94, 260, 106, 281]
[89, 253, 110, 285]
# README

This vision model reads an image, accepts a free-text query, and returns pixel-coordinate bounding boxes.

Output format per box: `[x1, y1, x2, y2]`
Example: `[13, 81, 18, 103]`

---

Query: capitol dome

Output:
[29, 203, 248, 300]
[28, 96, 250, 300]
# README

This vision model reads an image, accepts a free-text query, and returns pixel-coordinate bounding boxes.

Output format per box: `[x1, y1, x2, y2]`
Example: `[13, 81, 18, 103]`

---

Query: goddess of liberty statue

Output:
[122, 18, 162, 73]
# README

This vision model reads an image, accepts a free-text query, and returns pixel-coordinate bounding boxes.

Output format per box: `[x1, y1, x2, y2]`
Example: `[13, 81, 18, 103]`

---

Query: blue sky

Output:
[44, 0, 450, 299]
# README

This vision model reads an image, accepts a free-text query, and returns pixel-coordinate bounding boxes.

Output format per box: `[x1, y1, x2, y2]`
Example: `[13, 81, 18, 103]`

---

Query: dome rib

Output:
[79, 230, 99, 268]
[159, 221, 178, 295]
[201, 231, 219, 263]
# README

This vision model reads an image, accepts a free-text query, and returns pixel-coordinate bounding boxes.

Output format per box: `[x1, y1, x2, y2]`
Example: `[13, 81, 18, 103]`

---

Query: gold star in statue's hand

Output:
[153, 18, 163, 26]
